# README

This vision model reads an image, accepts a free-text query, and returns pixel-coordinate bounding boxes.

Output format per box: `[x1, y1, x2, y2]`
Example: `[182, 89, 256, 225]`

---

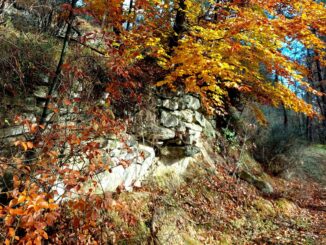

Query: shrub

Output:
[253, 124, 306, 175]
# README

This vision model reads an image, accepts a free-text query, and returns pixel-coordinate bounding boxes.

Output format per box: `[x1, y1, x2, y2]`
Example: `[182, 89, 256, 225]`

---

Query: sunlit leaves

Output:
[157, 0, 325, 117]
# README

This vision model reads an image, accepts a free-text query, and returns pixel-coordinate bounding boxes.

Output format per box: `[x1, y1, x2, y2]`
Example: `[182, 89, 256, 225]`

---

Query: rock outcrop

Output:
[0, 86, 218, 196]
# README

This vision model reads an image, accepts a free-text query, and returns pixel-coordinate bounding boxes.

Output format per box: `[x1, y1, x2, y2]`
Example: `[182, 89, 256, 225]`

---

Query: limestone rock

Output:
[133, 110, 175, 141]
[184, 130, 201, 145]
[25, 97, 36, 106]
[194, 112, 216, 138]
[40, 74, 50, 84]
[91, 144, 156, 192]
[143, 125, 176, 141]
[156, 89, 184, 99]
[133, 145, 156, 187]
[160, 110, 179, 128]
[194, 111, 205, 126]
[123, 163, 141, 190]
[159, 146, 199, 159]
[160, 146, 186, 158]
[133, 110, 156, 130]
[21, 113, 37, 123]
[179, 95, 201, 110]
[184, 122, 202, 132]
[0, 126, 27, 138]
[171, 109, 194, 123]
[184, 145, 201, 157]
[238, 170, 274, 194]
[162, 99, 179, 110]
[203, 118, 216, 139]
[175, 123, 187, 133]
[98, 165, 125, 192]
[151, 157, 192, 189]
[33, 86, 48, 98]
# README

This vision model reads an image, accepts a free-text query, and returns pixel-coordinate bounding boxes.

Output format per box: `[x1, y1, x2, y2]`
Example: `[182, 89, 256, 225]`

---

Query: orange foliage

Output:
[0, 0, 325, 244]
[157, 0, 325, 117]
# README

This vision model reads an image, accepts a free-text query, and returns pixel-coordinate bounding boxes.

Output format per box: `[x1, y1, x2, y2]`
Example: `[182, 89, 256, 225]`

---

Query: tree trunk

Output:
[25, 0, 77, 164]
[168, 0, 186, 48]
[126, 0, 133, 30]
[39, 0, 77, 126]
[282, 104, 288, 129]
[315, 59, 326, 127]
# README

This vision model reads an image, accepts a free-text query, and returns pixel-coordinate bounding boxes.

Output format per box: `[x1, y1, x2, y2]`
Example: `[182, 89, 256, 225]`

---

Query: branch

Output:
[39, 0, 78, 126]
[56, 35, 106, 55]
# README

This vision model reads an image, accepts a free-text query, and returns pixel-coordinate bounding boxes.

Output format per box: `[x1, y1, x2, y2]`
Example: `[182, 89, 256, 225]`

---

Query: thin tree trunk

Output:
[274, 74, 288, 129]
[126, 0, 134, 30]
[39, 0, 77, 126]
[25, 0, 77, 164]
[282, 104, 288, 129]
[315, 59, 326, 126]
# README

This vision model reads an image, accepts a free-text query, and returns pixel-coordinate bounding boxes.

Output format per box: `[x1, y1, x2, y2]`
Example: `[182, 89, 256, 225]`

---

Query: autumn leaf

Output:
[8, 228, 15, 237]
[9, 208, 25, 215]
[26, 142, 33, 149]
[63, 98, 72, 106]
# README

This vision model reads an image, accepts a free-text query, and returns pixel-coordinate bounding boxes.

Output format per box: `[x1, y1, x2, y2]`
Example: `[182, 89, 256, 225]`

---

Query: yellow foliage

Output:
[156, 0, 325, 117]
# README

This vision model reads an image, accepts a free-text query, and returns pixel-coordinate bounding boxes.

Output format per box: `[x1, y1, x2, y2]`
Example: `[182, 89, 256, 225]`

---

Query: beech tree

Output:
[0, 0, 325, 244]
[84, 0, 325, 118]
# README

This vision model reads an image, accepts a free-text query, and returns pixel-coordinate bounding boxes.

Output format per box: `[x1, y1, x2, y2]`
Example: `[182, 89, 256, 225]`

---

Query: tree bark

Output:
[168, 0, 186, 48]
[282, 104, 288, 129]
[24, 0, 77, 164]
[126, 0, 134, 31]
[39, 0, 77, 126]
[315, 59, 326, 125]
[274, 74, 288, 129]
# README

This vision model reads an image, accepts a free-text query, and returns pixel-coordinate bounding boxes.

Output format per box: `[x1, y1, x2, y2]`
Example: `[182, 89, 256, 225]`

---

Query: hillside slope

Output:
[105, 150, 326, 244]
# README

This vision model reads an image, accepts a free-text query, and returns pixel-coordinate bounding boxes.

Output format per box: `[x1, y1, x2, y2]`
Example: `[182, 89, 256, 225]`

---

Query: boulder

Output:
[183, 130, 201, 145]
[238, 170, 274, 194]
[33, 86, 48, 98]
[184, 145, 201, 157]
[143, 125, 176, 141]
[179, 95, 201, 110]
[171, 109, 194, 123]
[203, 118, 216, 139]
[162, 99, 179, 110]
[160, 110, 179, 128]
[184, 122, 203, 132]
[0, 125, 27, 138]
[194, 111, 205, 126]
[98, 165, 125, 192]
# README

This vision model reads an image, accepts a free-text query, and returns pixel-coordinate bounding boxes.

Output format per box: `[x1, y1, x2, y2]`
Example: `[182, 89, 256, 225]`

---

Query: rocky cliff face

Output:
[0, 86, 218, 193]
[75, 91, 218, 193]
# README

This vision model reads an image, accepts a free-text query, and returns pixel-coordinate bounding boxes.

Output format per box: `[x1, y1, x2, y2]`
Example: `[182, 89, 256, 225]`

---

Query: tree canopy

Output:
[0, 0, 325, 244]
[84, 0, 326, 119]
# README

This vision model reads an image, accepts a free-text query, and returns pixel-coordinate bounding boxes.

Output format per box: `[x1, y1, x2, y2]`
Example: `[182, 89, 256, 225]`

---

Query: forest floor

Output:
[107, 144, 326, 244]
